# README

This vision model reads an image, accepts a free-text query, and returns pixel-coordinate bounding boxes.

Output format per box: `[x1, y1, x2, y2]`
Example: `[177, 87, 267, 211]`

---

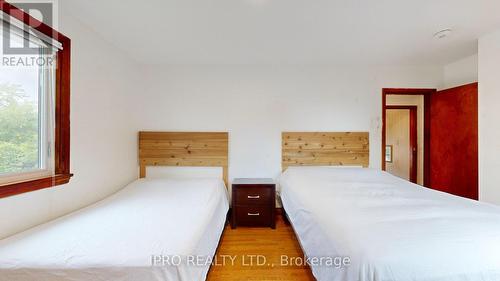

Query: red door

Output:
[429, 83, 478, 199]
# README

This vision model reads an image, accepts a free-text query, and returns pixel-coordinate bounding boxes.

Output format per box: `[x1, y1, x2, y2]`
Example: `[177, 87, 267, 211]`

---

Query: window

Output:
[0, 1, 71, 198]
[385, 145, 393, 163]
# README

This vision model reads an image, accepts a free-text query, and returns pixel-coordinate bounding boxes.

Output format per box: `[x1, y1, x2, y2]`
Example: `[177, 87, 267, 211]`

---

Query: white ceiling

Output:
[63, 0, 500, 66]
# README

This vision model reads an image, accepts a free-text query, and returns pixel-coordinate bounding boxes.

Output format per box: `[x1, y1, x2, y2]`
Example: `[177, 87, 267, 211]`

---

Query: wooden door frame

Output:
[385, 106, 418, 183]
[382, 88, 436, 186]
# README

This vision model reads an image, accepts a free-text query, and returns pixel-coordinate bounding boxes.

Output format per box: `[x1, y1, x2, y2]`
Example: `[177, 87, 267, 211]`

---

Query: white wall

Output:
[136, 65, 442, 186]
[442, 54, 478, 89]
[478, 30, 500, 205]
[0, 7, 140, 239]
[2, 5, 469, 239]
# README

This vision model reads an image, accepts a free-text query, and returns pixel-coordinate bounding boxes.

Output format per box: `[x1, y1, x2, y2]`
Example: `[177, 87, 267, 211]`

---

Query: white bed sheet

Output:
[0, 178, 229, 281]
[279, 167, 500, 281]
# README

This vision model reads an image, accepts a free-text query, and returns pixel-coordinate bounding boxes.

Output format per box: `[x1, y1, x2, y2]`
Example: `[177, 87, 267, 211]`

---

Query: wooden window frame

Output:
[0, 0, 72, 198]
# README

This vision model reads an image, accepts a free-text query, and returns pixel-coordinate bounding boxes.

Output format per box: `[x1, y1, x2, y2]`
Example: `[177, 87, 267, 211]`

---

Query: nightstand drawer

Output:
[234, 206, 271, 227]
[234, 185, 273, 205]
[231, 178, 276, 229]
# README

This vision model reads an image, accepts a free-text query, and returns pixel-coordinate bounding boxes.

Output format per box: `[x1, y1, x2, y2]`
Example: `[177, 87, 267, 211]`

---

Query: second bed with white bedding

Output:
[0, 178, 229, 281]
[279, 167, 500, 281]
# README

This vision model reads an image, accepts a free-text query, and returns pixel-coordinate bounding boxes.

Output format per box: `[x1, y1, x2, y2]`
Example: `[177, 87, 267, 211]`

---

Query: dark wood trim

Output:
[423, 93, 431, 187]
[0, 174, 72, 198]
[385, 106, 418, 109]
[382, 92, 387, 170]
[382, 88, 435, 186]
[382, 88, 436, 95]
[385, 106, 418, 183]
[409, 107, 417, 183]
[0, 1, 72, 198]
[0, 1, 70, 43]
[55, 37, 71, 176]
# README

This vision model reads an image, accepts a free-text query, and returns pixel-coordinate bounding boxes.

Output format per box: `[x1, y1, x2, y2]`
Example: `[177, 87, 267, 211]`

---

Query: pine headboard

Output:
[282, 132, 369, 171]
[138, 132, 229, 186]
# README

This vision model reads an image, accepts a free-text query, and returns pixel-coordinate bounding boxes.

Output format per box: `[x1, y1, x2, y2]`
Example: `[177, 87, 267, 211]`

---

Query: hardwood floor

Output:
[207, 215, 315, 281]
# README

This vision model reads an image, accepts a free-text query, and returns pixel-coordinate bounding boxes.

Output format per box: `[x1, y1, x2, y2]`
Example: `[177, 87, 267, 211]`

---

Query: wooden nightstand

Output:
[231, 178, 276, 229]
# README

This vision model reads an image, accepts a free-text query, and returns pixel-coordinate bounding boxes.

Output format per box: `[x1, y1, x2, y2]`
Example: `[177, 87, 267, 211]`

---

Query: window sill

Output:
[0, 174, 73, 199]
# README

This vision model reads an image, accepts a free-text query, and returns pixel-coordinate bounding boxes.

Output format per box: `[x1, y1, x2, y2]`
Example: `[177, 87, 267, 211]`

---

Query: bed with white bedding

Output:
[0, 177, 229, 281]
[279, 167, 500, 281]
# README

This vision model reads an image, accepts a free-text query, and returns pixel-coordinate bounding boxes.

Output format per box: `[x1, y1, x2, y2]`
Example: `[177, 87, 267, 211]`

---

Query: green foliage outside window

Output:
[0, 83, 39, 174]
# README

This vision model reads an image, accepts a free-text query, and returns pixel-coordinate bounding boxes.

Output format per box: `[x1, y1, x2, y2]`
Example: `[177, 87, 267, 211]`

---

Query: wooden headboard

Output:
[282, 132, 369, 171]
[139, 132, 229, 185]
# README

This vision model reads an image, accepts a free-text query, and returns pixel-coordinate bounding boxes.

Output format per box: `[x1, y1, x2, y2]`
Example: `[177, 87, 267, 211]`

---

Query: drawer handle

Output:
[247, 195, 260, 199]
[247, 213, 260, 216]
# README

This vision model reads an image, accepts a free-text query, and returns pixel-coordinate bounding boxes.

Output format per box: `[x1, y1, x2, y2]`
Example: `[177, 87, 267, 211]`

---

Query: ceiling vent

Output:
[433, 29, 452, 40]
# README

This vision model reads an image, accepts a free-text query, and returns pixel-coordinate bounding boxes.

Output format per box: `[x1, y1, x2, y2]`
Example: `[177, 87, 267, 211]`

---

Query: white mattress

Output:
[279, 167, 500, 281]
[0, 178, 229, 281]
